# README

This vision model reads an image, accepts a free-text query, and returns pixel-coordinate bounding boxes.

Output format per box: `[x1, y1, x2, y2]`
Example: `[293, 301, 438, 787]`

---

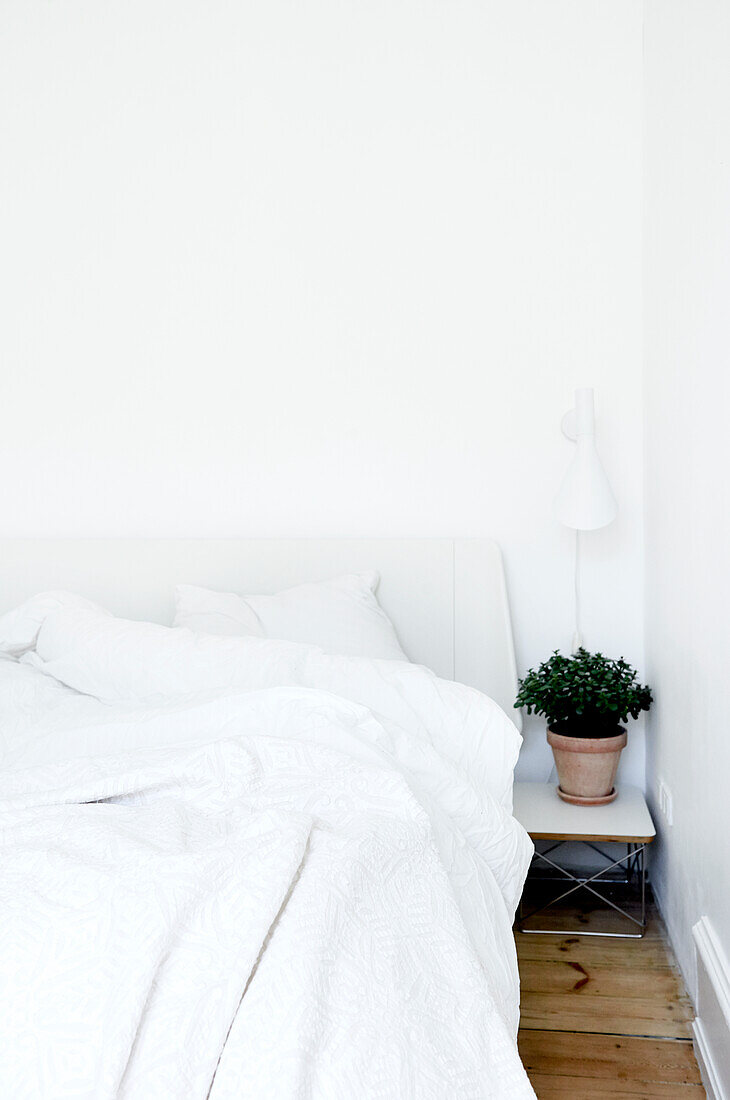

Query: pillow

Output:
[0, 591, 102, 658]
[173, 572, 408, 661]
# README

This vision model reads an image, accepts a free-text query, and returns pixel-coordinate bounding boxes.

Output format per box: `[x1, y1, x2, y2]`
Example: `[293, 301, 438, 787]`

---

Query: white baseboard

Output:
[694, 1019, 725, 1100]
[693, 917, 730, 1100]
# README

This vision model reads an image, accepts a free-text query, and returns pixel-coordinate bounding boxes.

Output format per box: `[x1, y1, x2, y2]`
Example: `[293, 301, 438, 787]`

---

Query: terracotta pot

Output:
[547, 727, 627, 805]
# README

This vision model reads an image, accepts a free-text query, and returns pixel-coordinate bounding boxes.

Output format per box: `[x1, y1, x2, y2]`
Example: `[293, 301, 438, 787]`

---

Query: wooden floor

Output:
[516, 902, 705, 1098]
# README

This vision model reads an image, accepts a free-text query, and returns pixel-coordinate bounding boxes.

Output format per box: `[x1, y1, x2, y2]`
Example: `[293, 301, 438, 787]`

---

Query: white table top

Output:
[513, 782, 656, 843]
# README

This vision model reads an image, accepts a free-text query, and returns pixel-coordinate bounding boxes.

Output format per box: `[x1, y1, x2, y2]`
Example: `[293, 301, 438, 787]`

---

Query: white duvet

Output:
[0, 601, 534, 1099]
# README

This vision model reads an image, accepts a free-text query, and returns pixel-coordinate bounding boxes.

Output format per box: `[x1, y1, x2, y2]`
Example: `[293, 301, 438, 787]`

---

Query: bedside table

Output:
[513, 782, 656, 938]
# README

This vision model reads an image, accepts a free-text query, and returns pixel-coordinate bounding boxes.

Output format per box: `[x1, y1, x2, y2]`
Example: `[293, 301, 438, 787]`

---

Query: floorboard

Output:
[516, 902, 705, 1098]
[525, 1070, 706, 1099]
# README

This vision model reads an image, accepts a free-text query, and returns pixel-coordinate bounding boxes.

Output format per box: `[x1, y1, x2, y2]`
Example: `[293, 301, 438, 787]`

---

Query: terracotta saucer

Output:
[557, 786, 617, 806]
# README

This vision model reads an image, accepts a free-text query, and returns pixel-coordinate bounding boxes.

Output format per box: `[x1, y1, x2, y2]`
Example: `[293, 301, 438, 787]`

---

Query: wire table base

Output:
[517, 840, 647, 939]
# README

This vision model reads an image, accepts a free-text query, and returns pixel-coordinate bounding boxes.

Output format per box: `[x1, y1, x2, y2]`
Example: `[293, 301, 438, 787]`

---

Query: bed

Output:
[0, 538, 534, 1099]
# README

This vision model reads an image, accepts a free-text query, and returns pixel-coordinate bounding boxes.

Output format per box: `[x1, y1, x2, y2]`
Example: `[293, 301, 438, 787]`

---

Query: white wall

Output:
[644, 0, 730, 1010]
[0, 1, 644, 782]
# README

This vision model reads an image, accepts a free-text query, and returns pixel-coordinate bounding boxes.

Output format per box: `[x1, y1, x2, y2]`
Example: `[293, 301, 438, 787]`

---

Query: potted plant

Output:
[515, 649, 652, 804]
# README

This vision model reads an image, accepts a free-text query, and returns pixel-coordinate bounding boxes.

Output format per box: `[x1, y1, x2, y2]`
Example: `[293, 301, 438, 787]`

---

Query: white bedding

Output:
[174, 572, 408, 660]
[0, 603, 534, 1098]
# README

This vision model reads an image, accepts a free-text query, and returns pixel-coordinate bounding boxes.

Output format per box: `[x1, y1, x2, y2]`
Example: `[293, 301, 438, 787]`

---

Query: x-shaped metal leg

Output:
[518, 842, 647, 938]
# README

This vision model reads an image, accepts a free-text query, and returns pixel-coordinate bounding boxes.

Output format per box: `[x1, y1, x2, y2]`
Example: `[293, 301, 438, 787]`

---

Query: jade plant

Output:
[515, 648, 652, 738]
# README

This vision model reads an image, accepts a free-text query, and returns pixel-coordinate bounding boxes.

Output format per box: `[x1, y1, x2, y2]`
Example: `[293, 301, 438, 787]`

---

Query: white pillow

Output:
[173, 573, 408, 661]
[0, 591, 102, 658]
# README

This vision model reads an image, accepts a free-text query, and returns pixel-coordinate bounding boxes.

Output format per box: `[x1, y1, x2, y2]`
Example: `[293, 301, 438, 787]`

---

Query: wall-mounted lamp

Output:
[555, 387, 616, 650]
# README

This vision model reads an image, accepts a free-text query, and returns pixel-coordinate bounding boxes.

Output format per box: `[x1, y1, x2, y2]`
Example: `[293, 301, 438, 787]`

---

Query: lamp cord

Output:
[572, 528, 583, 653]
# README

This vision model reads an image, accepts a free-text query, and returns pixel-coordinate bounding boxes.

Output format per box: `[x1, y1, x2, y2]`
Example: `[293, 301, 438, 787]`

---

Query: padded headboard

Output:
[0, 538, 521, 729]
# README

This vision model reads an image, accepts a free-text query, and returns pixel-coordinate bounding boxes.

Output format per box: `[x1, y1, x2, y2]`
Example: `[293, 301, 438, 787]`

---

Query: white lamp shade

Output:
[555, 388, 617, 531]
